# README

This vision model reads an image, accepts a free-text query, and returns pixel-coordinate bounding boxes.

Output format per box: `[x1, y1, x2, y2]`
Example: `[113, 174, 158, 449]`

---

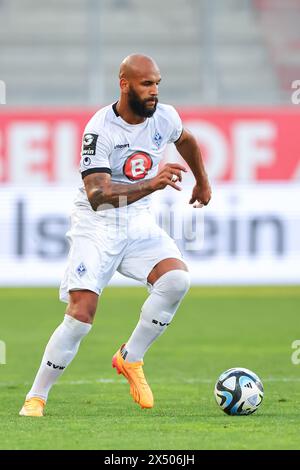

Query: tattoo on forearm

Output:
[91, 180, 153, 210]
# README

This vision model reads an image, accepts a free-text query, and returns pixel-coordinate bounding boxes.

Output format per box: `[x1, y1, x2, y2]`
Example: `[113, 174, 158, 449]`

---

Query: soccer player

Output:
[19, 54, 211, 417]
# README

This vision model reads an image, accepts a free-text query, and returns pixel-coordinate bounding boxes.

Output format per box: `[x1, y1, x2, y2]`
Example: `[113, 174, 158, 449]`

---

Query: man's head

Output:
[119, 54, 161, 118]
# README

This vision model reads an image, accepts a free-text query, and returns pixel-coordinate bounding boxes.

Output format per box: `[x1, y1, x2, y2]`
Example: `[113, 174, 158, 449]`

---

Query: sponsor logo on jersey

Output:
[153, 130, 162, 148]
[114, 143, 130, 149]
[123, 151, 153, 181]
[82, 133, 98, 156]
[83, 156, 91, 166]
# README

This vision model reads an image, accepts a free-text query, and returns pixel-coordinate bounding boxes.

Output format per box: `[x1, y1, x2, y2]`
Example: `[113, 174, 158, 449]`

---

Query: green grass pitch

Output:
[0, 286, 300, 450]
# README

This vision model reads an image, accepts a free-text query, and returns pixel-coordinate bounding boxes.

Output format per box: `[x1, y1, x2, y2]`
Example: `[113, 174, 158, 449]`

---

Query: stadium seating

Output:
[254, 0, 300, 100]
[0, 0, 298, 105]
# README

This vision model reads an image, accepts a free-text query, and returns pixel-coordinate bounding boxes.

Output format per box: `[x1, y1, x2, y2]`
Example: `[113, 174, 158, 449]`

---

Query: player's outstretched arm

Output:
[83, 163, 187, 211]
[175, 128, 212, 207]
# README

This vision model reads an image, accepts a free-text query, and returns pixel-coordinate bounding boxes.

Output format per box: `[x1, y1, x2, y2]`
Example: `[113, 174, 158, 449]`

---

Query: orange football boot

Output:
[19, 397, 46, 417]
[112, 345, 154, 409]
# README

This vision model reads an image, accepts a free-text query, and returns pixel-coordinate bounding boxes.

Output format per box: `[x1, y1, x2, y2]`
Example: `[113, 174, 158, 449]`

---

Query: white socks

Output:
[26, 270, 190, 402]
[27, 314, 91, 402]
[123, 270, 190, 362]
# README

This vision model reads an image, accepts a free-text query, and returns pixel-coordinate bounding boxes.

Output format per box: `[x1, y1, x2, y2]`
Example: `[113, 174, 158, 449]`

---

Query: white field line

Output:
[1, 377, 300, 388]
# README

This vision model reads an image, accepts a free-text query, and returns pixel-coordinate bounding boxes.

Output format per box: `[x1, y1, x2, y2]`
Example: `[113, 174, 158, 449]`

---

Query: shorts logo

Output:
[123, 151, 153, 181]
[82, 133, 98, 156]
[76, 262, 87, 277]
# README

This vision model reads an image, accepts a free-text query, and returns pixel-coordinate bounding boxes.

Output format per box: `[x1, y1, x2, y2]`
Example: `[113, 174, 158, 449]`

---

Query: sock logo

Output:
[47, 360, 65, 370]
[152, 319, 170, 327]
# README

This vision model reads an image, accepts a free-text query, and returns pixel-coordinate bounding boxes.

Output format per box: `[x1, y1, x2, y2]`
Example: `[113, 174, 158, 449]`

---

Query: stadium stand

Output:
[0, 0, 298, 105]
[254, 0, 300, 100]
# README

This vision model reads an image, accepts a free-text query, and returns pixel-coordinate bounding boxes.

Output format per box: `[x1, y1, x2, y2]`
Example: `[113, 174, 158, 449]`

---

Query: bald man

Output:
[20, 54, 211, 417]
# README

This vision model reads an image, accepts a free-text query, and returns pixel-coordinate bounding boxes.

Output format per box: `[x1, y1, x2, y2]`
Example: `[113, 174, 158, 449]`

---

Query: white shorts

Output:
[59, 207, 184, 303]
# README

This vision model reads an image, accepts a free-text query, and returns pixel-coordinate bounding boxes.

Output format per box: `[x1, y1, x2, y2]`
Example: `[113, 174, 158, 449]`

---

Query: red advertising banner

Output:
[0, 107, 299, 183]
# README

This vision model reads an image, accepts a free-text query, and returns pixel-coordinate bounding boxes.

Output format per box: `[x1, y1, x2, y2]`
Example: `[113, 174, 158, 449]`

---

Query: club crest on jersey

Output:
[153, 131, 162, 148]
[82, 133, 98, 156]
[123, 151, 153, 181]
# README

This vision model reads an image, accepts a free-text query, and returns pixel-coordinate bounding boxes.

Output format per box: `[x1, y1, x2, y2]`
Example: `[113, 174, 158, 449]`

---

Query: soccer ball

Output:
[214, 367, 264, 415]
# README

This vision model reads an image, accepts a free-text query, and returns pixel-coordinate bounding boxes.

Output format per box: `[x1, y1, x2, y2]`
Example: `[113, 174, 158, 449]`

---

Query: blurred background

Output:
[0, 0, 300, 286]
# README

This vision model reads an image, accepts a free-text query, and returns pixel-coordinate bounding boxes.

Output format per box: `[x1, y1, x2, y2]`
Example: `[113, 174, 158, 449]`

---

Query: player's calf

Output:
[19, 314, 92, 416]
[122, 269, 191, 363]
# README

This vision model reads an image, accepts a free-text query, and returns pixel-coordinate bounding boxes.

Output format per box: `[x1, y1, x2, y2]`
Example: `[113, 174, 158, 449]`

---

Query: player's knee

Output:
[66, 290, 98, 324]
[66, 304, 96, 324]
[169, 270, 191, 299]
[155, 269, 190, 301]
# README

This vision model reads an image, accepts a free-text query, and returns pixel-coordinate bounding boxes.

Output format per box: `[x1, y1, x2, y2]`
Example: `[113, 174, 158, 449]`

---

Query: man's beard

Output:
[128, 87, 158, 118]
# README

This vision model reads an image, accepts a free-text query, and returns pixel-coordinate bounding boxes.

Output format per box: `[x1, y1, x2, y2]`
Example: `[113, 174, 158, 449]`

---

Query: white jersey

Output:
[60, 102, 184, 301]
[74, 102, 183, 213]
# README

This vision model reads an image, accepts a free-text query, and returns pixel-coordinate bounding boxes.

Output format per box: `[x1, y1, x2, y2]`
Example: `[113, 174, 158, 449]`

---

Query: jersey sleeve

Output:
[167, 105, 183, 144]
[80, 124, 113, 179]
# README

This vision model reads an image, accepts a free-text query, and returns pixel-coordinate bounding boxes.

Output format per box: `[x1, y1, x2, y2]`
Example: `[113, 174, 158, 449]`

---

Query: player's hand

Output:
[189, 180, 212, 208]
[150, 163, 187, 191]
